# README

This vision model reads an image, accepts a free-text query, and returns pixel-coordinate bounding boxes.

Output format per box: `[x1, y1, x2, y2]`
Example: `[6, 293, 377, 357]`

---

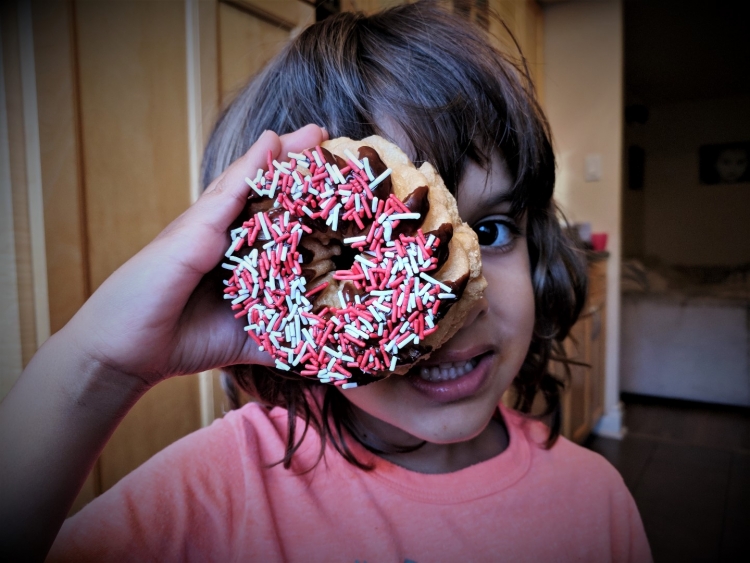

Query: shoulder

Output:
[502, 406, 625, 492]
[49, 403, 294, 561]
[221, 401, 323, 470]
[499, 408, 653, 562]
[121, 401, 288, 473]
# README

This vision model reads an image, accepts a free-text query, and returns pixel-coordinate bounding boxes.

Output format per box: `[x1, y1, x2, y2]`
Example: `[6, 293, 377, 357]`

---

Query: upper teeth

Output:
[419, 359, 477, 382]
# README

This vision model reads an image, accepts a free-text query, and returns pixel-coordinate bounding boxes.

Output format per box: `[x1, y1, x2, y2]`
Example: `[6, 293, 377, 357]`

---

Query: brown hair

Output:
[202, 1, 587, 469]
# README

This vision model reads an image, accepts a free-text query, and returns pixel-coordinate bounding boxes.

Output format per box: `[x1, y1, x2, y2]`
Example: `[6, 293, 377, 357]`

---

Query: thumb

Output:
[162, 125, 329, 278]
[196, 124, 329, 234]
[194, 129, 281, 236]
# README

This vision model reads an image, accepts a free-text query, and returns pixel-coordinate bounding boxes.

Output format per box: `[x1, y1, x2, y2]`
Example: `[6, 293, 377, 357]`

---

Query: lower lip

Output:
[406, 353, 494, 403]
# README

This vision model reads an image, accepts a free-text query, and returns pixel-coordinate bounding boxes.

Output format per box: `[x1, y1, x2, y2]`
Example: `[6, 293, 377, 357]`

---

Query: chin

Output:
[413, 409, 499, 444]
[344, 351, 511, 445]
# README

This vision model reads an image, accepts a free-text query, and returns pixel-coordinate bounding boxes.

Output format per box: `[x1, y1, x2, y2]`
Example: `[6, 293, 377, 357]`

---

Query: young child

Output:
[0, 3, 651, 561]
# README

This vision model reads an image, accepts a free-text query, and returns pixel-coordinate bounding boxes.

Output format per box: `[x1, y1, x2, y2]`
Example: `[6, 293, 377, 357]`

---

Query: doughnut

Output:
[221, 135, 486, 388]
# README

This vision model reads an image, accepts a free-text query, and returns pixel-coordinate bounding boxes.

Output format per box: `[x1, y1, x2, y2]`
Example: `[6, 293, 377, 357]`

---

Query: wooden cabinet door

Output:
[562, 314, 592, 443]
[559, 258, 608, 444]
[217, 1, 313, 104]
[17, 0, 313, 513]
[588, 305, 606, 423]
[27, 0, 201, 510]
[487, 0, 545, 102]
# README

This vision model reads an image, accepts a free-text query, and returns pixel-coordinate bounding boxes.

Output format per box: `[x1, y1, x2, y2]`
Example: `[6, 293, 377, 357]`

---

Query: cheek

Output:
[342, 381, 390, 417]
[483, 241, 535, 354]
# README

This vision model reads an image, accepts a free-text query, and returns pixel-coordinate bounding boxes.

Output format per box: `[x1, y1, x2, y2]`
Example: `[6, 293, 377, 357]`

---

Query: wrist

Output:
[0, 328, 151, 561]
[42, 328, 151, 416]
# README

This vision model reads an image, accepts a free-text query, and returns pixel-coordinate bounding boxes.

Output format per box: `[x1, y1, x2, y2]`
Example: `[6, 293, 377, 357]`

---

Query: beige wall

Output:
[543, 0, 624, 435]
[624, 95, 750, 266]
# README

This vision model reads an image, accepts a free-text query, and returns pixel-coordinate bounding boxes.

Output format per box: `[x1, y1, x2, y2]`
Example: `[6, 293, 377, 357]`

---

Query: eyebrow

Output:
[479, 190, 513, 210]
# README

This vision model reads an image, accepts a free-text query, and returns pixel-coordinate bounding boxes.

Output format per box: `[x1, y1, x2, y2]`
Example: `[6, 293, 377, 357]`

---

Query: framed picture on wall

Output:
[699, 141, 750, 184]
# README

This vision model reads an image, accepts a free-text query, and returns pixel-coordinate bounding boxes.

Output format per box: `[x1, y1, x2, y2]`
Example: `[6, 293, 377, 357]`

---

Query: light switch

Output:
[584, 153, 602, 182]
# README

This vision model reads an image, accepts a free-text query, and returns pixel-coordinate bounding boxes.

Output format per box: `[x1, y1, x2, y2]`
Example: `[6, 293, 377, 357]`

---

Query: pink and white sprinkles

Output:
[222, 146, 456, 388]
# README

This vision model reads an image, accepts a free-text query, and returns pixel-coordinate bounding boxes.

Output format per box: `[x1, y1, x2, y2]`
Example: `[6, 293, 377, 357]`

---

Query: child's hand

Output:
[63, 124, 328, 387]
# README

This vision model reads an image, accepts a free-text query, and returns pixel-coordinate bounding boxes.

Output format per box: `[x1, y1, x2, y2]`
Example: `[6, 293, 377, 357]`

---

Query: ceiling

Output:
[625, 0, 750, 104]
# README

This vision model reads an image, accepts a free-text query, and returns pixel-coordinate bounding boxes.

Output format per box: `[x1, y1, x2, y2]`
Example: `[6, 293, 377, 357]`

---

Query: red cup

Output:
[591, 232, 608, 252]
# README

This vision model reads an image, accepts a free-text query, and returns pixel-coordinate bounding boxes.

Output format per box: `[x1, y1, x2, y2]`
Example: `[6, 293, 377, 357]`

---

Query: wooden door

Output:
[477, 1, 546, 102]
[28, 0, 201, 511]
[217, 1, 313, 104]
[0, 0, 312, 514]
[563, 315, 592, 443]
[589, 305, 605, 423]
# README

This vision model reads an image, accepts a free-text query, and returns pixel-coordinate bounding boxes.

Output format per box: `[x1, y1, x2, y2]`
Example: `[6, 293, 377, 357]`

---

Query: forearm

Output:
[0, 329, 148, 561]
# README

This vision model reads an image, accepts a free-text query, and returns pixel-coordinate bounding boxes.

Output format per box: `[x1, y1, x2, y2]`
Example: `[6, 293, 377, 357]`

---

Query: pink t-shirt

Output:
[49, 403, 652, 562]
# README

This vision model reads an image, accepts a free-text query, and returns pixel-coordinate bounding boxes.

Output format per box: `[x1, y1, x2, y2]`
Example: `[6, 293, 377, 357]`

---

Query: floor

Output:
[585, 393, 750, 563]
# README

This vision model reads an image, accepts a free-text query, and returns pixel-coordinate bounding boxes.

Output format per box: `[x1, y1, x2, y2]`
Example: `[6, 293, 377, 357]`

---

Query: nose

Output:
[458, 294, 489, 331]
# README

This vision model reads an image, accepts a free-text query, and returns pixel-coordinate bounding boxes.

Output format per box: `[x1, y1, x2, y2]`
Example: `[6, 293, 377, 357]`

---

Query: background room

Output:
[588, 1, 750, 561]
[1, 1, 747, 562]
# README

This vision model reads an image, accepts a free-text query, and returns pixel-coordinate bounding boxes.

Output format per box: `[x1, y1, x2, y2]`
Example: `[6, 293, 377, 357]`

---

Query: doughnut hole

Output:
[298, 237, 341, 286]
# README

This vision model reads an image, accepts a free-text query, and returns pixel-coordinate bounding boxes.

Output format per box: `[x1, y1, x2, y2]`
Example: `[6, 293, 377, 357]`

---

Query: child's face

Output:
[341, 150, 535, 448]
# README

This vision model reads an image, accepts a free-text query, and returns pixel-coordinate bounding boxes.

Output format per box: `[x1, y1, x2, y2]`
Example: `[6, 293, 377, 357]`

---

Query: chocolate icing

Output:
[297, 245, 315, 264]
[426, 223, 453, 270]
[319, 147, 336, 167]
[342, 282, 360, 304]
[435, 272, 469, 320]
[445, 272, 470, 299]
[357, 146, 392, 200]
[396, 344, 433, 364]
[248, 199, 274, 214]
[393, 185, 429, 237]
[335, 154, 348, 171]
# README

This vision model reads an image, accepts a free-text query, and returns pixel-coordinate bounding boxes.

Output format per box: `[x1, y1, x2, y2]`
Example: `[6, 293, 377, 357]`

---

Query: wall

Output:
[543, 0, 625, 436]
[624, 95, 750, 266]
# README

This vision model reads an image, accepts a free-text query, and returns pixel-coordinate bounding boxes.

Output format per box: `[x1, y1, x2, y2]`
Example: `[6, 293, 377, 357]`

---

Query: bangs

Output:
[203, 2, 555, 216]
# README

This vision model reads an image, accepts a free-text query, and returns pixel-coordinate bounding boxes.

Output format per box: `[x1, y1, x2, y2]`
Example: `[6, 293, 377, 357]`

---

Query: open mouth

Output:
[405, 350, 495, 403]
[417, 357, 479, 382]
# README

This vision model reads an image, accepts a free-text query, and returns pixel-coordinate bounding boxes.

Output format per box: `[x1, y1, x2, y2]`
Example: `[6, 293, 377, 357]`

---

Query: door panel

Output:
[71, 0, 202, 493]
[21, 0, 314, 506]
[567, 316, 592, 442]
[218, 1, 313, 103]
[32, 0, 88, 336]
[1, 2, 37, 371]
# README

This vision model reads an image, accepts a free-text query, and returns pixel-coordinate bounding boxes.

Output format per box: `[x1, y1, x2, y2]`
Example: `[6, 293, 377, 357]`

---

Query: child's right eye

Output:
[473, 218, 519, 250]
